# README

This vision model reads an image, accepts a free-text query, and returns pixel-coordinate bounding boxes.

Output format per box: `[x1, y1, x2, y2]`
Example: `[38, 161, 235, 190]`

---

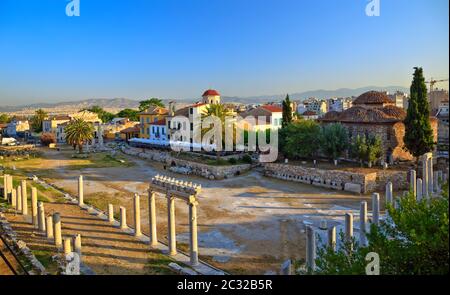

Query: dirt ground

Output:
[1, 146, 389, 275]
[2, 202, 176, 275]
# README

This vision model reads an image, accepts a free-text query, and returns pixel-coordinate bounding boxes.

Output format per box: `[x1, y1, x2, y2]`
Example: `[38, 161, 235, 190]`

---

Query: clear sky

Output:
[0, 0, 448, 105]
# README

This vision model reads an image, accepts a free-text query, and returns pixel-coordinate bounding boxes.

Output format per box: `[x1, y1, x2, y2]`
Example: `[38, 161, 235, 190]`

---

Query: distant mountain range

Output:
[0, 86, 409, 114]
[222, 86, 410, 104]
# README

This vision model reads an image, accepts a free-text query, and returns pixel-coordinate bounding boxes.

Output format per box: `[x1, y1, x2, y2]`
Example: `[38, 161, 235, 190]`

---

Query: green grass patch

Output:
[32, 249, 59, 275]
[143, 253, 177, 275]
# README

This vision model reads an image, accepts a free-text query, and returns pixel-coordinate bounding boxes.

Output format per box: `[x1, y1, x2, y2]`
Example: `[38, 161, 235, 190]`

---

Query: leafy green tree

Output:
[319, 123, 348, 162]
[64, 118, 95, 153]
[31, 109, 47, 133]
[84, 106, 115, 123]
[366, 135, 383, 167]
[201, 104, 233, 161]
[139, 98, 165, 112]
[281, 94, 293, 128]
[0, 114, 11, 124]
[404, 67, 436, 163]
[116, 109, 139, 121]
[350, 134, 383, 167]
[350, 135, 368, 167]
[279, 121, 321, 159]
[312, 184, 449, 275]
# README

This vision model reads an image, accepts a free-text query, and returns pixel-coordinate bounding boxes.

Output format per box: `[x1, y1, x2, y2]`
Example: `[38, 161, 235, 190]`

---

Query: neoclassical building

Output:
[320, 91, 438, 162]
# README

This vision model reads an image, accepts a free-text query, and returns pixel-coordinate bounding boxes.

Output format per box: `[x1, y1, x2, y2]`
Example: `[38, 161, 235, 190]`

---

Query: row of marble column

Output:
[2, 174, 82, 257]
[76, 174, 199, 266]
[304, 163, 448, 271]
[305, 182, 390, 271]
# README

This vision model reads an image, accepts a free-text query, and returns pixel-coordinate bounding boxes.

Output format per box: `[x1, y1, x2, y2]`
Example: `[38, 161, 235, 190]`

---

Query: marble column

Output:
[78, 175, 84, 206]
[108, 204, 114, 223]
[372, 193, 380, 225]
[21, 182, 28, 216]
[306, 226, 316, 271]
[422, 154, 429, 198]
[148, 191, 158, 247]
[328, 226, 336, 251]
[345, 213, 353, 244]
[133, 194, 142, 237]
[31, 187, 38, 227]
[73, 234, 82, 256]
[428, 157, 433, 196]
[119, 206, 127, 229]
[433, 171, 440, 192]
[46, 215, 54, 239]
[385, 182, 393, 205]
[63, 238, 72, 255]
[53, 213, 62, 249]
[2, 174, 7, 200]
[37, 202, 46, 232]
[189, 200, 199, 266]
[417, 178, 423, 201]
[409, 170, 416, 197]
[17, 185, 22, 212]
[359, 201, 368, 246]
[11, 188, 16, 209]
[167, 195, 177, 256]
[7, 175, 13, 199]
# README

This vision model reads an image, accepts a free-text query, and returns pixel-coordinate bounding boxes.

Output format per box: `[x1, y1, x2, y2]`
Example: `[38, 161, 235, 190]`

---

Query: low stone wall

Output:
[263, 163, 408, 194]
[0, 211, 47, 275]
[121, 146, 251, 180]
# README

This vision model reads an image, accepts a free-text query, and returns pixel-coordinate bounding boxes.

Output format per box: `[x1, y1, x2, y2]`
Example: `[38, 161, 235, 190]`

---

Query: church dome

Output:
[202, 89, 220, 96]
[353, 91, 394, 105]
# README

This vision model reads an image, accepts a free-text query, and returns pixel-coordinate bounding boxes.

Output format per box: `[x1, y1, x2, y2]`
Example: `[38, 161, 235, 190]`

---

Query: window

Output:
[162, 128, 165, 135]
[190, 123, 193, 131]
[190, 108, 193, 115]
[154, 118, 158, 122]
[147, 118, 150, 123]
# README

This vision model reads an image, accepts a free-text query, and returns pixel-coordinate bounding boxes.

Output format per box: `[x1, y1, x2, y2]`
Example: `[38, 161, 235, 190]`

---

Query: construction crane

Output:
[425, 78, 449, 93]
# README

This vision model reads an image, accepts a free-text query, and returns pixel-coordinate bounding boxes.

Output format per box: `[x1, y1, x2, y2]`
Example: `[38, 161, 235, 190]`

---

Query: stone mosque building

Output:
[320, 91, 438, 163]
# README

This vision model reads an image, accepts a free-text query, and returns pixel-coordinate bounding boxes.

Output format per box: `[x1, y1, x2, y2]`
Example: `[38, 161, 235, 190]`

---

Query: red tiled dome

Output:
[353, 91, 394, 105]
[321, 105, 405, 123]
[202, 89, 220, 96]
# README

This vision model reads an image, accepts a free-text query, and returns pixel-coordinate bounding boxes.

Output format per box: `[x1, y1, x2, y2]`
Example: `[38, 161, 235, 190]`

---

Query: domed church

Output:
[321, 91, 438, 163]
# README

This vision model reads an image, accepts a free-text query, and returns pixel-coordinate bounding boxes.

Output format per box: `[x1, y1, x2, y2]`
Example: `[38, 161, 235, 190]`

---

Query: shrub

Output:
[40, 132, 56, 146]
[311, 182, 449, 275]
[228, 158, 237, 165]
[242, 154, 252, 164]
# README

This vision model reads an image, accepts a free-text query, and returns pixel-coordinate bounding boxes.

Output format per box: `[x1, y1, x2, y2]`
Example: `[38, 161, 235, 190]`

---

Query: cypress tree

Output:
[282, 94, 293, 128]
[403, 67, 435, 161]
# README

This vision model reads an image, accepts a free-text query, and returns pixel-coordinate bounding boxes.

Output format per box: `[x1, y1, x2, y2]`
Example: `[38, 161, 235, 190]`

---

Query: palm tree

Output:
[201, 104, 234, 161]
[31, 109, 48, 133]
[65, 119, 95, 153]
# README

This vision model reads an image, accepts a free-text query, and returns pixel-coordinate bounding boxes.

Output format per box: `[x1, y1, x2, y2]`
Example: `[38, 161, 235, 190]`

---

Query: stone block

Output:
[344, 183, 362, 194]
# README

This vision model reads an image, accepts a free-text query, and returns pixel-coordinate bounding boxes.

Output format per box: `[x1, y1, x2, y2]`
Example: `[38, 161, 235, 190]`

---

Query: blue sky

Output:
[0, 0, 448, 105]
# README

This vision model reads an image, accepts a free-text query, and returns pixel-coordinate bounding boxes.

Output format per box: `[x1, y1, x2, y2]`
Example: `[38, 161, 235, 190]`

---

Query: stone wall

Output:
[121, 146, 251, 180]
[263, 163, 408, 194]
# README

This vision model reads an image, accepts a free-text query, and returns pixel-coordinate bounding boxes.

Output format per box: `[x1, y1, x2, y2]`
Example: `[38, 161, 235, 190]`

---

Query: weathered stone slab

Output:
[344, 183, 361, 194]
